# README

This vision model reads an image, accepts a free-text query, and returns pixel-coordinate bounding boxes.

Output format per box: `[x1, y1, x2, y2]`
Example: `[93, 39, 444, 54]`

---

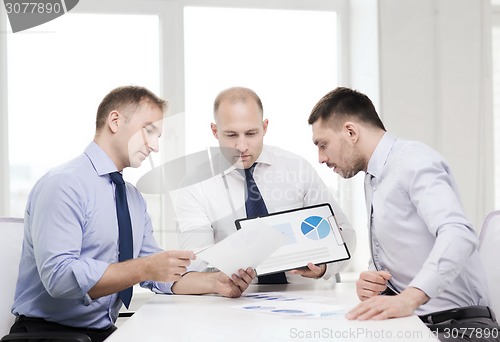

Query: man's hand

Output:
[89, 250, 195, 299]
[356, 270, 392, 301]
[289, 263, 326, 279]
[214, 268, 256, 298]
[145, 250, 195, 283]
[346, 287, 429, 320]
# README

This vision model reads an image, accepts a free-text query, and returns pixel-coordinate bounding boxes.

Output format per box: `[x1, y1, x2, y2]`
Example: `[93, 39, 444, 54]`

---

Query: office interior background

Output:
[0, 0, 496, 275]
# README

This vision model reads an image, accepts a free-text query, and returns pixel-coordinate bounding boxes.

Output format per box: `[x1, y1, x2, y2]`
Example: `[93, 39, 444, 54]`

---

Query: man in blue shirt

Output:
[9, 86, 197, 342]
[308, 87, 499, 341]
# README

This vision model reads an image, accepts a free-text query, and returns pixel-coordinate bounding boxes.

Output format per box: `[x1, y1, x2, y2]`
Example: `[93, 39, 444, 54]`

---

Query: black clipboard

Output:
[235, 203, 350, 276]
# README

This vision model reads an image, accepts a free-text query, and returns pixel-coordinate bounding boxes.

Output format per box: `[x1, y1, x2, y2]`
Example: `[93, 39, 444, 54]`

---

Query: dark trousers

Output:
[9, 315, 117, 342]
[419, 307, 500, 342]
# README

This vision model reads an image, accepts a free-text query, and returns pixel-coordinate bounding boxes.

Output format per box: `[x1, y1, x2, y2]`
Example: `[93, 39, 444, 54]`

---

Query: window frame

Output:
[0, 0, 350, 250]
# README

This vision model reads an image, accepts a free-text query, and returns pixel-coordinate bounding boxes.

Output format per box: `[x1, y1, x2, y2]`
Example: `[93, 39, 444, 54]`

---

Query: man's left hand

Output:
[289, 263, 326, 279]
[346, 287, 429, 320]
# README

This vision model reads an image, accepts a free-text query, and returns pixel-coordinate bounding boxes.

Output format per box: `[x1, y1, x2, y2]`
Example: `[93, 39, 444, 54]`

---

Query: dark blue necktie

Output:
[109, 172, 133, 309]
[244, 163, 287, 284]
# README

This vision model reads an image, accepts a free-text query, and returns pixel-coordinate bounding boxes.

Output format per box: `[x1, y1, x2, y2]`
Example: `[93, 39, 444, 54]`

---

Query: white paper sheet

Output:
[236, 204, 350, 276]
[196, 222, 286, 277]
[231, 295, 348, 318]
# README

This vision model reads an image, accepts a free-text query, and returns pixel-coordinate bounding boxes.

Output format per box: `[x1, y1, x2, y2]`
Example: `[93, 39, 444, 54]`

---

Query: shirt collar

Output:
[255, 145, 272, 166]
[84, 141, 119, 176]
[366, 132, 397, 179]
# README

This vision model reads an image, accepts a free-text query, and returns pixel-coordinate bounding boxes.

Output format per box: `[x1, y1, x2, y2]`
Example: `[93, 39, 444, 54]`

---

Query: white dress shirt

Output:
[173, 145, 356, 280]
[367, 133, 489, 315]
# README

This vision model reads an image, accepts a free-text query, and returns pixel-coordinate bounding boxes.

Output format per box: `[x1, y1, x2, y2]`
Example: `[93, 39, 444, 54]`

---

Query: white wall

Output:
[344, 0, 493, 273]
[376, 0, 493, 229]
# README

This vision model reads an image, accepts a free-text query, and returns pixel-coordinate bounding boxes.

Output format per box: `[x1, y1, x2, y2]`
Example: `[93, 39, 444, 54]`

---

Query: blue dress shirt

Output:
[367, 133, 489, 315]
[12, 142, 171, 329]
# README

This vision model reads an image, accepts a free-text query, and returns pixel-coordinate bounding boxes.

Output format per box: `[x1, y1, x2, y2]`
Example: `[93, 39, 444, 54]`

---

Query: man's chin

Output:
[337, 170, 359, 179]
[128, 158, 143, 169]
[241, 160, 254, 169]
[233, 158, 245, 169]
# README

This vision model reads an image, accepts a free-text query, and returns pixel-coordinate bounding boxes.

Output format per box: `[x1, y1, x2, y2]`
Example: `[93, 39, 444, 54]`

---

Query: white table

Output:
[107, 280, 439, 341]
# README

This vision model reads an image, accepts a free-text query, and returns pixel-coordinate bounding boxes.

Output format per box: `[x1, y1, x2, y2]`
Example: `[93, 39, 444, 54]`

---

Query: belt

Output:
[419, 306, 495, 325]
[16, 315, 116, 333]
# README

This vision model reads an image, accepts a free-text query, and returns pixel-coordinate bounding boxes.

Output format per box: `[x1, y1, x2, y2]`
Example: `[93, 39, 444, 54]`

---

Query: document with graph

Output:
[235, 203, 350, 276]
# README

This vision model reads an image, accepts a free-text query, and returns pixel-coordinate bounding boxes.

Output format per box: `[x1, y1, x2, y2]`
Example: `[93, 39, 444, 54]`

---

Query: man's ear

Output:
[210, 123, 218, 139]
[344, 121, 359, 143]
[108, 110, 120, 133]
[262, 118, 269, 135]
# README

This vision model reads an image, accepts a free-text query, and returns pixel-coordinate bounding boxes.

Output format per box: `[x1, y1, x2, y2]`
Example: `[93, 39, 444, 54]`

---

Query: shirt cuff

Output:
[321, 263, 335, 281]
[76, 259, 109, 304]
[83, 293, 94, 306]
[408, 268, 448, 299]
[140, 280, 174, 294]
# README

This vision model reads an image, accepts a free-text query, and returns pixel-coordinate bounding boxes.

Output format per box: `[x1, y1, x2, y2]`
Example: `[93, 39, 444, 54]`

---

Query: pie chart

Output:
[301, 216, 330, 240]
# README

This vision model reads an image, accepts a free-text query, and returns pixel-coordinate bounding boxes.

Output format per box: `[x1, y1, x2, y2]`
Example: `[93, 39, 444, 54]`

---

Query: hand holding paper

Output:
[196, 221, 286, 277]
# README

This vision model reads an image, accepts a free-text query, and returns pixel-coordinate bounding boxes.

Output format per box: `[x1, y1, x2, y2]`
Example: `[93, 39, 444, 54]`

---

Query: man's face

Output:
[311, 119, 364, 179]
[211, 100, 268, 169]
[119, 103, 164, 169]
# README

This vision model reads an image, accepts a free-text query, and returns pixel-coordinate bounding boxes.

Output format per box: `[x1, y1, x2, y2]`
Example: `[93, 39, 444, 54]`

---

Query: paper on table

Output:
[196, 221, 286, 277]
[231, 299, 348, 318]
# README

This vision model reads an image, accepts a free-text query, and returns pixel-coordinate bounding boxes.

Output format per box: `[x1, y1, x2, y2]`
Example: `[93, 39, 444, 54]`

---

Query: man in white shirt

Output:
[171, 86, 356, 297]
[309, 86, 499, 341]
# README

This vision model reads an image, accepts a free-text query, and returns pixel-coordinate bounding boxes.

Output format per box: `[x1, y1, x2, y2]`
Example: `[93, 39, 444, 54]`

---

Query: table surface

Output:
[107, 278, 439, 342]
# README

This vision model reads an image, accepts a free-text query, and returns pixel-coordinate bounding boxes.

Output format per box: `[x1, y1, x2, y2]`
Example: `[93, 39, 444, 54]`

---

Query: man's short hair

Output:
[308, 87, 385, 131]
[95, 86, 167, 131]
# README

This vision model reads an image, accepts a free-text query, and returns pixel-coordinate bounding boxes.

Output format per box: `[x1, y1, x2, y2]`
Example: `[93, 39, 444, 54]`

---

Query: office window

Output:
[184, 6, 340, 190]
[2, 0, 350, 255]
[6, 13, 160, 217]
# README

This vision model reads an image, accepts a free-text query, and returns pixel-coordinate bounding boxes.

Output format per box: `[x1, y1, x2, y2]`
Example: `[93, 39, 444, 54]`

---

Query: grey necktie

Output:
[364, 172, 374, 225]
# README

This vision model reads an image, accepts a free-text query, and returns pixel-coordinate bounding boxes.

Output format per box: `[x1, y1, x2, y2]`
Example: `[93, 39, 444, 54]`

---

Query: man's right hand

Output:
[356, 270, 392, 301]
[214, 268, 256, 298]
[146, 250, 195, 283]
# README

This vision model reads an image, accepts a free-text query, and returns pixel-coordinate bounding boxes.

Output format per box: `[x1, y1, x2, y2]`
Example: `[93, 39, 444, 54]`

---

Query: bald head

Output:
[213, 87, 263, 120]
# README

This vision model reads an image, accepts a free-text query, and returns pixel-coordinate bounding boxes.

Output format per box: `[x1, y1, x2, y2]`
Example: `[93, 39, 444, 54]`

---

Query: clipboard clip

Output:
[327, 215, 344, 246]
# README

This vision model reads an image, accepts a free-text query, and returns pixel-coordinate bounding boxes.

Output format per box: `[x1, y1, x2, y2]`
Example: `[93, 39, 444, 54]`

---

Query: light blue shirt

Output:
[367, 133, 489, 315]
[12, 142, 171, 329]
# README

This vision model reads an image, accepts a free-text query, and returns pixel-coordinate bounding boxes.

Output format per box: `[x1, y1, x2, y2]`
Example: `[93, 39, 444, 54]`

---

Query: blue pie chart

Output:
[301, 216, 331, 240]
